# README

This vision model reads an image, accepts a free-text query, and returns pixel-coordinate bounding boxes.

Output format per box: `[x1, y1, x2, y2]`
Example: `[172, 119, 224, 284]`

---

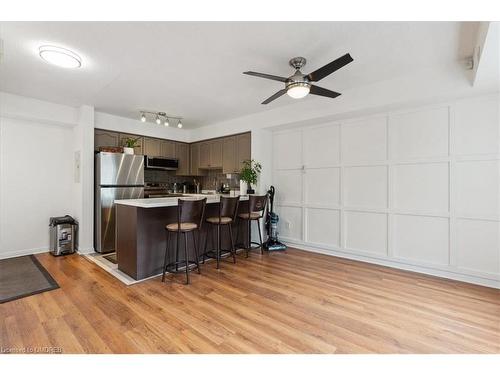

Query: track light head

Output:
[140, 113, 146, 122]
[177, 119, 183, 129]
[164, 117, 169, 127]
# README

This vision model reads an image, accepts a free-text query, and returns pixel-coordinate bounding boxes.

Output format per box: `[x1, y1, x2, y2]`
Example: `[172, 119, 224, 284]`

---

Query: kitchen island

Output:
[115, 194, 250, 280]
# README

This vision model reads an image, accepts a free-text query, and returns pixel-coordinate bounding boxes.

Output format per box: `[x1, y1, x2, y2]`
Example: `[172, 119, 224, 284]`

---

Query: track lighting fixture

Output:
[139, 111, 183, 128]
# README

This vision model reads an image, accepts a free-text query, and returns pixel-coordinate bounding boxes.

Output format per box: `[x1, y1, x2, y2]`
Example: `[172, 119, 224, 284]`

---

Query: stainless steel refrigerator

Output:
[95, 152, 144, 253]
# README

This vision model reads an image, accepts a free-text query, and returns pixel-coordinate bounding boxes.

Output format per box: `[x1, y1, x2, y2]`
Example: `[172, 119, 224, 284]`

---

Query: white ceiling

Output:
[0, 22, 478, 128]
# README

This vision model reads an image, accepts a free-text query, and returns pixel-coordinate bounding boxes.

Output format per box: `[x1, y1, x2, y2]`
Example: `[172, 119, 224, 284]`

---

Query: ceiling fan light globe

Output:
[287, 83, 310, 99]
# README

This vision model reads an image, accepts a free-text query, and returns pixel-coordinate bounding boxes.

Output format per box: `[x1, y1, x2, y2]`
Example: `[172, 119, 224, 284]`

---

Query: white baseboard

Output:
[283, 240, 500, 289]
[0, 245, 93, 259]
[0, 247, 49, 260]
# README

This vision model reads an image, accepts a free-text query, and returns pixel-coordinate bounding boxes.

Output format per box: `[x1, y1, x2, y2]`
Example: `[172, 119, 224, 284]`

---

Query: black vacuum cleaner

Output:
[263, 186, 287, 251]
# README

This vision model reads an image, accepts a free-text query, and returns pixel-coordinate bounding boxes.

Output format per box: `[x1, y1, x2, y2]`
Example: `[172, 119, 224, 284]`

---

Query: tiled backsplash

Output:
[144, 170, 191, 185]
[198, 170, 240, 190]
[145, 169, 240, 191]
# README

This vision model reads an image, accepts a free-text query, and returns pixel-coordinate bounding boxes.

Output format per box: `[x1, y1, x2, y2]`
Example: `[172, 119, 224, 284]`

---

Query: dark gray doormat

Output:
[103, 253, 117, 264]
[0, 255, 59, 303]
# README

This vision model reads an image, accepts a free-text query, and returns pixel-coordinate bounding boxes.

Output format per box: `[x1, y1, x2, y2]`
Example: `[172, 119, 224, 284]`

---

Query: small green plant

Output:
[124, 137, 140, 148]
[240, 159, 262, 185]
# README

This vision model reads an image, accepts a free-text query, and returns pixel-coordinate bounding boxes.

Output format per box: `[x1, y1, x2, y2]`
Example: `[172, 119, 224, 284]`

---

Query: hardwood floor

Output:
[1, 248, 499, 353]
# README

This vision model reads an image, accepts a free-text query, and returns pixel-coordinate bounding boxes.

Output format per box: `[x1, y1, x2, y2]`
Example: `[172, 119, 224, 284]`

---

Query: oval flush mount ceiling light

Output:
[39, 45, 82, 68]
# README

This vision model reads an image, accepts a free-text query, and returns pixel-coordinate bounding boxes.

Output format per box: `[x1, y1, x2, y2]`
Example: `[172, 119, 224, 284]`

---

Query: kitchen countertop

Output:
[115, 193, 248, 208]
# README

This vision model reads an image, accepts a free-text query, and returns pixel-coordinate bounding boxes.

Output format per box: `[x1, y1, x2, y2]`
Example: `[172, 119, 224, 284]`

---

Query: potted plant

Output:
[123, 137, 140, 155]
[240, 159, 262, 194]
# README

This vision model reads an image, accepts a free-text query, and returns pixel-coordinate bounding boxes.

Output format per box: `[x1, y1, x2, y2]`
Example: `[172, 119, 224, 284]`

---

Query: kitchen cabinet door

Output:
[199, 141, 211, 168]
[210, 139, 223, 168]
[223, 136, 237, 173]
[190, 143, 206, 176]
[236, 132, 251, 171]
[175, 143, 190, 176]
[160, 140, 176, 158]
[119, 133, 144, 155]
[95, 130, 120, 150]
[143, 137, 161, 157]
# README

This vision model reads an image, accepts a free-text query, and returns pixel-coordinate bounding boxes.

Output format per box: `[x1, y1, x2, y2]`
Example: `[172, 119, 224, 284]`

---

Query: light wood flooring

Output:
[1, 248, 499, 353]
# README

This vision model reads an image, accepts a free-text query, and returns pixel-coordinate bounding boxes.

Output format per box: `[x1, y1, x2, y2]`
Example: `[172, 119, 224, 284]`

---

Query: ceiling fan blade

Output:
[243, 71, 288, 82]
[262, 89, 287, 104]
[307, 53, 353, 82]
[309, 85, 342, 99]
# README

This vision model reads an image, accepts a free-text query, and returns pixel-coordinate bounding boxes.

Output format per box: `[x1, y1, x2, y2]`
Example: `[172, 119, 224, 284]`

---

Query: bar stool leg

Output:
[203, 227, 209, 264]
[257, 218, 264, 254]
[216, 224, 221, 269]
[236, 218, 241, 249]
[183, 232, 190, 284]
[162, 230, 170, 282]
[246, 219, 251, 258]
[175, 232, 180, 271]
[192, 231, 201, 274]
[228, 223, 236, 263]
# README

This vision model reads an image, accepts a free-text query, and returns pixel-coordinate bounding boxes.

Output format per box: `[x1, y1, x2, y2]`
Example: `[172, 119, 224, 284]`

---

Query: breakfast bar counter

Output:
[115, 194, 249, 280]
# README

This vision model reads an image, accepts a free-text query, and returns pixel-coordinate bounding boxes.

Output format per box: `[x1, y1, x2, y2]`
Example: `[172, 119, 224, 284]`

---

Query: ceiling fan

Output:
[243, 53, 353, 104]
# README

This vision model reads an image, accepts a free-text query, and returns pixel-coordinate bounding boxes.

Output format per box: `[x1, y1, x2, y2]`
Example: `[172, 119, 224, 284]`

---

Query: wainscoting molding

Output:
[272, 94, 500, 288]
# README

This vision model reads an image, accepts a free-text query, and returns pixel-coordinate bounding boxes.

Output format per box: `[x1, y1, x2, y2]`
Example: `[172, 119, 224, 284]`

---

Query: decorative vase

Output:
[247, 183, 255, 195]
[123, 147, 134, 155]
[240, 180, 247, 195]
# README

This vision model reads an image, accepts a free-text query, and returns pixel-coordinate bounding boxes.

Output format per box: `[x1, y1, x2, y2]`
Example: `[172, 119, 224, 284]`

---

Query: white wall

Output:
[95, 111, 191, 143]
[271, 94, 500, 288]
[0, 93, 79, 258]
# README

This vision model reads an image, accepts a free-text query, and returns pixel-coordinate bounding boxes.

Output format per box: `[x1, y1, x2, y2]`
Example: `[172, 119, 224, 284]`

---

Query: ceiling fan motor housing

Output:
[286, 69, 310, 91]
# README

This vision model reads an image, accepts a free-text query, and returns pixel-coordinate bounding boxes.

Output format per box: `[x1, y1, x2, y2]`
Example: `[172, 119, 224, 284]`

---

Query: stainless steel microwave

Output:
[144, 155, 179, 170]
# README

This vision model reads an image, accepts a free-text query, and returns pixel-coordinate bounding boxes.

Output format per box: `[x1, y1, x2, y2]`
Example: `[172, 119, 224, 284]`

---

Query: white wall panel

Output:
[454, 96, 500, 155]
[0, 118, 75, 256]
[393, 163, 449, 212]
[303, 124, 340, 167]
[456, 160, 499, 217]
[345, 211, 387, 255]
[306, 208, 340, 247]
[276, 205, 302, 241]
[344, 166, 388, 208]
[342, 116, 387, 163]
[390, 107, 449, 159]
[304, 168, 340, 206]
[273, 169, 302, 204]
[456, 219, 500, 274]
[273, 130, 302, 169]
[393, 215, 449, 265]
[272, 94, 500, 287]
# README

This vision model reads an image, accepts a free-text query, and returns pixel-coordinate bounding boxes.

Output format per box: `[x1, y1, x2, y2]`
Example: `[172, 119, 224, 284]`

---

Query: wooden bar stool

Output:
[236, 194, 267, 257]
[162, 197, 207, 284]
[203, 196, 240, 269]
